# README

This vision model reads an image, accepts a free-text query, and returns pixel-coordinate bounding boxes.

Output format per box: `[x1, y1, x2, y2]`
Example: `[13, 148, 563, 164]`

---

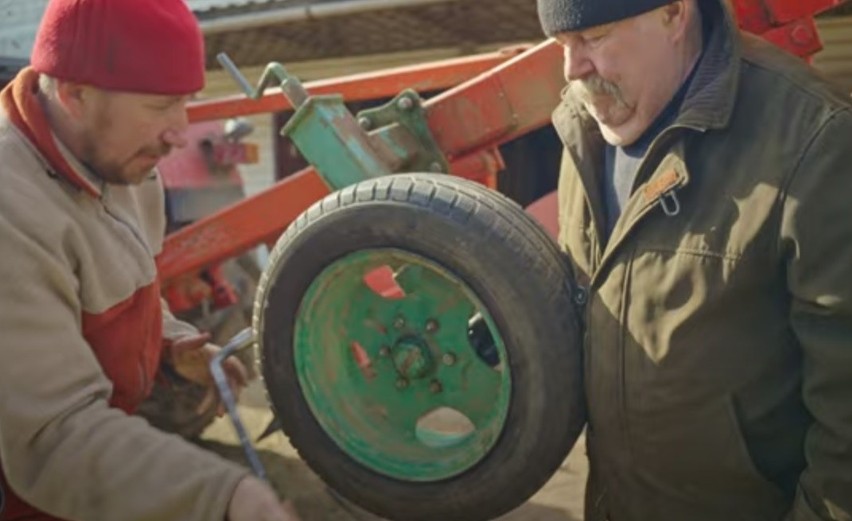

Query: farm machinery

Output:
[154, 1, 849, 519]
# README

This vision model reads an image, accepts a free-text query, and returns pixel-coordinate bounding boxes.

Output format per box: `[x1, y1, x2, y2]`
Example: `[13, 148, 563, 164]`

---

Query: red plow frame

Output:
[158, 0, 847, 287]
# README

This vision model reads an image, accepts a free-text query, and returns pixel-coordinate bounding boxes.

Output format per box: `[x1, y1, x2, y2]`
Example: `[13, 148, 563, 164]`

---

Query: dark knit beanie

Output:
[538, 0, 675, 36]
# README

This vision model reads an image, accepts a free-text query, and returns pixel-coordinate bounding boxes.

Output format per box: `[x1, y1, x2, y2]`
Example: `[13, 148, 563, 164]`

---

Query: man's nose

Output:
[162, 109, 190, 149]
[161, 128, 188, 149]
[563, 44, 595, 82]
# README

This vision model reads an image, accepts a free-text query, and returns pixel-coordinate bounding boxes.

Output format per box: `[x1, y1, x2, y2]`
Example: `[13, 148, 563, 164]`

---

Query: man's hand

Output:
[166, 332, 249, 416]
[228, 476, 302, 521]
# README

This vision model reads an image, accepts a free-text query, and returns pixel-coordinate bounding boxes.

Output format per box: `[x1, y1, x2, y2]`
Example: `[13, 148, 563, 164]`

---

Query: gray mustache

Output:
[570, 76, 629, 107]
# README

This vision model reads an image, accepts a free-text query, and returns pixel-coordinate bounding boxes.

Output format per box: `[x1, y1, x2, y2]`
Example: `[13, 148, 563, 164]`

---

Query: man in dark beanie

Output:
[0, 1, 301, 520]
[540, 0, 852, 520]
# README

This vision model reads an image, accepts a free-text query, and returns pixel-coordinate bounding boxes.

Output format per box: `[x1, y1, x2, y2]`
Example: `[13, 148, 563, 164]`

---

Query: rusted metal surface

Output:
[158, 150, 502, 283]
[187, 48, 529, 123]
[448, 147, 505, 189]
[760, 17, 825, 59]
[761, 0, 844, 24]
[359, 90, 452, 175]
[424, 39, 564, 161]
[732, 0, 844, 58]
[158, 168, 330, 281]
[161, 0, 849, 285]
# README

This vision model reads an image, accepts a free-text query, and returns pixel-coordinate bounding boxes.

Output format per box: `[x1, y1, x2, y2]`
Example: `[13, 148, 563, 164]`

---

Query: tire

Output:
[254, 173, 585, 521]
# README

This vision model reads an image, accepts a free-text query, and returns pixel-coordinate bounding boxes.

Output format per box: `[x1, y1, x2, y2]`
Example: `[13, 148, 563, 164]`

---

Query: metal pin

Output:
[660, 191, 681, 217]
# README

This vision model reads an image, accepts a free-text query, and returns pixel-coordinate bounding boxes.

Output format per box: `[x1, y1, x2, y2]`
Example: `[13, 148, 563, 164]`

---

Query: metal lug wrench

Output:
[210, 327, 268, 481]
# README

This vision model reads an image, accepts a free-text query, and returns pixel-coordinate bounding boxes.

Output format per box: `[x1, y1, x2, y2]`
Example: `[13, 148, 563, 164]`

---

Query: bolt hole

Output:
[416, 407, 475, 448]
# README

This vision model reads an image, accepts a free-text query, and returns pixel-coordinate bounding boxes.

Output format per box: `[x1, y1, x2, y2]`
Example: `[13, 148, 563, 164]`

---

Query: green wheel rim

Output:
[293, 248, 511, 481]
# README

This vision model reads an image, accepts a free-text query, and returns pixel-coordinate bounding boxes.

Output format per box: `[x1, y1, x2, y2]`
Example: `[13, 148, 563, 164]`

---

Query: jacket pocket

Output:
[724, 396, 789, 502]
[623, 396, 788, 520]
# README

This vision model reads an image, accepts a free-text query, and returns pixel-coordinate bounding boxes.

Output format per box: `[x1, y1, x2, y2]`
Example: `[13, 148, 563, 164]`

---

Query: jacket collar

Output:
[0, 67, 104, 198]
[676, 0, 741, 131]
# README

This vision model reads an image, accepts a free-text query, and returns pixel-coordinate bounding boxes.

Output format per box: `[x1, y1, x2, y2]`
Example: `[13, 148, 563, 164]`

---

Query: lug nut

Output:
[425, 319, 439, 333]
[442, 353, 457, 366]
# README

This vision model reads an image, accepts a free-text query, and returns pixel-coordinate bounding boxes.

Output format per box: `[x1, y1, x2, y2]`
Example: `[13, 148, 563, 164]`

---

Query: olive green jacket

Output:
[552, 2, 852, 520]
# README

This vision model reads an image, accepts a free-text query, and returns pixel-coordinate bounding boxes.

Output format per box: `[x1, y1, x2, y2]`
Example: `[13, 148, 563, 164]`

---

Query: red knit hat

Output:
[31, 0, 206, 95]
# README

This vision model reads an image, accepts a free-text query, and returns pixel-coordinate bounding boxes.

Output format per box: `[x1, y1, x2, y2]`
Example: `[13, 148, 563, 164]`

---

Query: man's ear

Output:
[662, 0, 693, 43]
[54, 81, 88, 120]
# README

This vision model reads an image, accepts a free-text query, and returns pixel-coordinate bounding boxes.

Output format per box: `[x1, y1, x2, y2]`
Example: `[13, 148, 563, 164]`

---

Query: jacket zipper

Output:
[581, 124, 697, 474]
[138, 359, 150, 404]
[100, 187, 155, 258]
[99, 188, 157, 406]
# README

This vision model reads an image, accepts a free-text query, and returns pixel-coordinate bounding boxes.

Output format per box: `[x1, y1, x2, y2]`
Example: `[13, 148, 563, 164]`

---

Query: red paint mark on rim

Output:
[350, 341, 376, 380]
[363, 265, 406, 299]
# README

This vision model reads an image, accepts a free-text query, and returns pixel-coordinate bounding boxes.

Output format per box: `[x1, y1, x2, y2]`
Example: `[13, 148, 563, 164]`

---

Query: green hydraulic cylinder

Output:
[218, 53, 394, 191]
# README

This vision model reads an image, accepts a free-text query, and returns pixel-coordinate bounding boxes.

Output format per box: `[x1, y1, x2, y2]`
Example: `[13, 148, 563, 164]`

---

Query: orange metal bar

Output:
[424, 39, 564, 161]
[761, 0, 844, 25]
[759, 16, 825, 59]
[187, 47, 530, 123]
[418, 0, 849, 160]
[159, 152, 504, 283]
[722, 0, 844, 57]
[162, 0, 849, 284]
[158, 168, 330, 282]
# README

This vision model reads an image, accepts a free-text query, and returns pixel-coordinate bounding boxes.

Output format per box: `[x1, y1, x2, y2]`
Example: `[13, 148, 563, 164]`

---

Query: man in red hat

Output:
[0, 0, 301, 520]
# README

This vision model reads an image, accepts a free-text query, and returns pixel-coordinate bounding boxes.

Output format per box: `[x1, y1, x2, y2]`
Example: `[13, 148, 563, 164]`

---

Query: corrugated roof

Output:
[188, 0, 342, 15]
[201, 0, 544, 67]
[187, 0, 277, 12]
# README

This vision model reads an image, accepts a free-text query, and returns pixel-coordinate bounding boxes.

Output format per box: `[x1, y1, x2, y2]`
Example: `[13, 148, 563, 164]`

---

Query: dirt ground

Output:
[197, 380, 589, 521]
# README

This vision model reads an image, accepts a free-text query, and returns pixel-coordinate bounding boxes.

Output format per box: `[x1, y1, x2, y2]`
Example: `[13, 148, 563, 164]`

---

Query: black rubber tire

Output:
[254, 173, 585, 521]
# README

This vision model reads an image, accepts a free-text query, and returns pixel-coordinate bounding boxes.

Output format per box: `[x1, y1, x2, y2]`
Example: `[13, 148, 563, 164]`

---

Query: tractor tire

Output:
[254, 173, 585, 521]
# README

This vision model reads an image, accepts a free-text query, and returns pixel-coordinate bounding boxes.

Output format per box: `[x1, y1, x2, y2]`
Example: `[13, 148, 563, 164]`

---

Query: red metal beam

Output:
[760, 16, 825, 58]
[419, 0, 850, 161]
[158, 152, 506, 283]
[158, 169, 330, 282]
[186, 47, 530, 123]
[424, 39, 564, 161]
[730, 0, 846, 59]
[762, 0, 844, 24]
[161, 0, 850, 284]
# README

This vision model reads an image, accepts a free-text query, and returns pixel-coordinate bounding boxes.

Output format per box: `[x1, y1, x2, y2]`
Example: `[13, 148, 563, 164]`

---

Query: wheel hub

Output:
[289, 248, 511, 481]
[392, 336, 433, 379]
